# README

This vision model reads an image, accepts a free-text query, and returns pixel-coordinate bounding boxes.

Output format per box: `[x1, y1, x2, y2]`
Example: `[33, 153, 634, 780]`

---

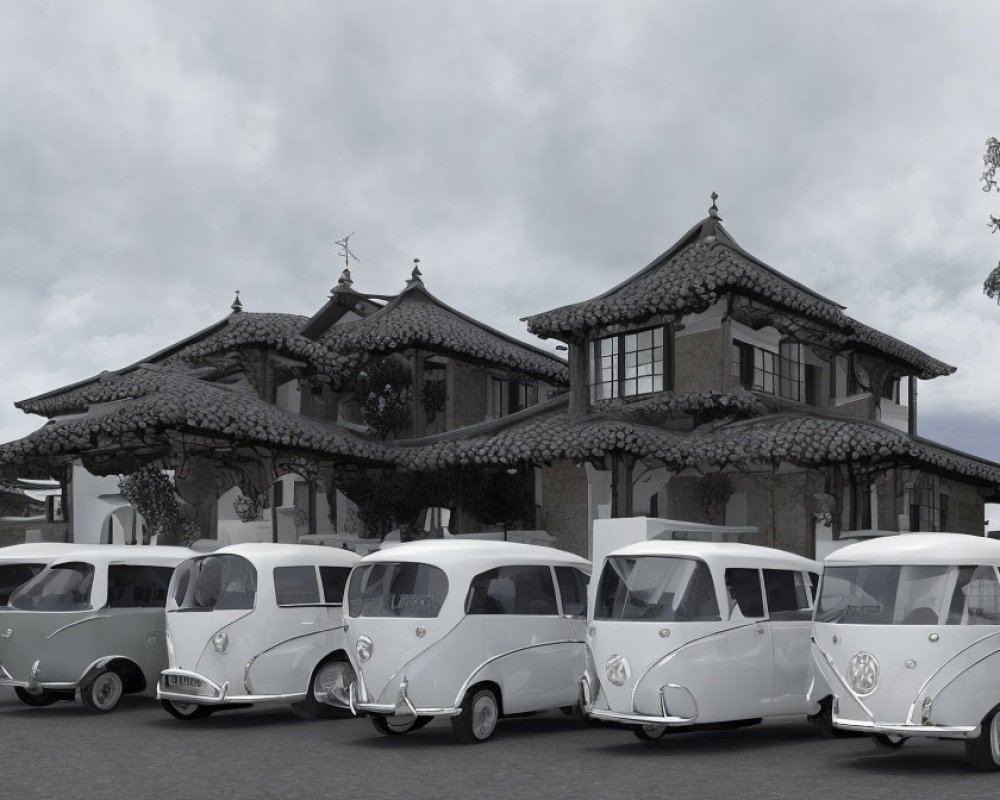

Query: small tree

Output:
[118, 464, 180, 544]
[982, 136, 1000, 301]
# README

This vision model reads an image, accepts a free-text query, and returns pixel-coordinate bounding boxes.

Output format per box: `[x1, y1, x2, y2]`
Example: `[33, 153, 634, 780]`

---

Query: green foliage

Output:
[421, 377, 447, 423]
[982, 137, 1000, 302]
[697, 473, 734, 523]
[354, 358, 413, 439]
[118, 464, 180, 544]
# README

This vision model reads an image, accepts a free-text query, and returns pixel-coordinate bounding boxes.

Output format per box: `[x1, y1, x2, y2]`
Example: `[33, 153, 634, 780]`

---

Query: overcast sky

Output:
[2, 1, 1000, 520]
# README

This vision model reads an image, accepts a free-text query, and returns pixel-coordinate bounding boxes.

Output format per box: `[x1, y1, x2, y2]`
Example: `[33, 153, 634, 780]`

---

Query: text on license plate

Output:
[167, 675, 202, 688]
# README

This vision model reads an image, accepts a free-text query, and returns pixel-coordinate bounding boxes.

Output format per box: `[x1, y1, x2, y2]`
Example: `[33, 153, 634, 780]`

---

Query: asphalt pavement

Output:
[1, 686, 996, 800]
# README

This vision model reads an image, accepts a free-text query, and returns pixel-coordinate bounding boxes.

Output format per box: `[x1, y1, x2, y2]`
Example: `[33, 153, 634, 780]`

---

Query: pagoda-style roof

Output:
[319, 276, 568, 384]
[524, 213, 954, 380]
[2, 365, 391, 477]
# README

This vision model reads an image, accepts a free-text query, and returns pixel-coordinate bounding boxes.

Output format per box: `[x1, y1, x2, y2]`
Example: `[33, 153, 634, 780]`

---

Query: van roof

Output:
[824, 532, 1000, 565]
[0, 542, 88, 562]
[359, 539, 590, 570]
[190, 541, 362, 568]
[45, 545, 193, 568]
[604, 540, 819, 571]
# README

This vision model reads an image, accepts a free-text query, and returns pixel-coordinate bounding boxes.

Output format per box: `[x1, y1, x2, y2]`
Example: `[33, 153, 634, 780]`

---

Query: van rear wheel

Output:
[451, 686, 500, 744]
[965, 706, 1000, 771]
[292, 657, 356, 720]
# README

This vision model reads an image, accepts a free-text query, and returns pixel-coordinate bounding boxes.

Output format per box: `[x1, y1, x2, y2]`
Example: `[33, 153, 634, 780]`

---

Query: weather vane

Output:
[334, 232, 360, 269]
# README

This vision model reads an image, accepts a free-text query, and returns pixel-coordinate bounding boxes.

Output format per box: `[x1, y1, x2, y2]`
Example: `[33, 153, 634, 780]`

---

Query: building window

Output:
[488, 376, 539, 419]
[589, 326, 672, 402]
[731, 339, 803, 402]
[910, 475, 947, 532]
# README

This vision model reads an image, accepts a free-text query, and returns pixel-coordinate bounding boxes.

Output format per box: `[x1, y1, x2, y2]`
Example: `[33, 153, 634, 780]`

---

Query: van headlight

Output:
[605, 654, 630, 687]
[212, 632, 229, 653]
[356, 635, 373, 663]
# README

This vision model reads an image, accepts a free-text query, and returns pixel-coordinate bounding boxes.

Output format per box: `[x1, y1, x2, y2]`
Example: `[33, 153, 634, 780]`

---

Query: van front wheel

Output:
[634, 724, 668, 742]
[161, 699, 214, 720]
[80, 669, 124, 713]
[965, 707, 1000, 771]
[872, 733, 907, 750]
[451, 687, 499, 744]
[370, 715, 433, 735]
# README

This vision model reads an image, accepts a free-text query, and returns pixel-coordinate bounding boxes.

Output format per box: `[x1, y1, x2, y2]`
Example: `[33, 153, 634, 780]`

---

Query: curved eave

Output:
[321, 281, 568, 384]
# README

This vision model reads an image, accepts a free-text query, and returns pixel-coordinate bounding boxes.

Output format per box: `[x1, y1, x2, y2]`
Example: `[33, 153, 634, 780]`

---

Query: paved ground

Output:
[2, 686, 997, 800]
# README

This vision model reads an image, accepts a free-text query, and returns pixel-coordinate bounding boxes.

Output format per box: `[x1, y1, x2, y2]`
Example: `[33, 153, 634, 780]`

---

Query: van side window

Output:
[319, 566, 350, 604]
[555, 567, 588, 618]
[725, 568, 764, 619]
[763, 569, 812, 621]
[107, 565, 174, 608]
[466, 565, 558, 615]
[10, 561, 95, 611]
[0, 563, 44, 605]
[274, 566, 321, 606]
[949, 565, 1000, 625]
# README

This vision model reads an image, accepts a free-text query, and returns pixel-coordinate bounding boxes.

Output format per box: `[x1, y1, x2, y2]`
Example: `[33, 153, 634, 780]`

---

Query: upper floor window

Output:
[487, 376, 539, 419]
[911, 475, 948, 532]
[732, 339, 804, 402]
[589, 326, 672, 402]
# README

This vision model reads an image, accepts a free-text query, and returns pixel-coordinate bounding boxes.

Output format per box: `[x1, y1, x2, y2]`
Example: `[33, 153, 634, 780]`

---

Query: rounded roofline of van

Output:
[824, 532, 1000, 565]
[605, 539, 819, 571]
[358, 539, 591, 569]
[192, 541, 362, 568]
[43, 544, 195, 568]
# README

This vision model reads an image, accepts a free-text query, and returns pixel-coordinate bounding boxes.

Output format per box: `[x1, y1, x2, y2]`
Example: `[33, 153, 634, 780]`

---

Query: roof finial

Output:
[231, 289, 243, 313]
[709, 191, 720, 219]
[337, 268, 353, 289]
[334, 232, 359, 269]
[407, 257, 423, 287]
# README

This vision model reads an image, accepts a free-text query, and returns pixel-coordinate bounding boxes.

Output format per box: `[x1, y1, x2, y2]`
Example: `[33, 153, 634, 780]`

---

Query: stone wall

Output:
[538, 461, 589, 557]
[943, 478, 988, 535]
[674, 329, 724, 393]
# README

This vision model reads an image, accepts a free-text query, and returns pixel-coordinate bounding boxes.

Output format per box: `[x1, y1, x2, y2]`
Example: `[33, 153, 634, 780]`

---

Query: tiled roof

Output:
[1, 367, 390, 471]
[320, 280, 568, 384]
[524, 217, 953, 379]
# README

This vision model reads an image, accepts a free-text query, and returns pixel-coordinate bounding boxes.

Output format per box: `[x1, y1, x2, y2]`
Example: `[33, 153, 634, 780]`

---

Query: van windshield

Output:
[9, 562, 95, 611]
[816, 564, 1000, 625]
[171, 555, 257, 611]
[595, 556, 720, 621]
[347, 562, 448, 618]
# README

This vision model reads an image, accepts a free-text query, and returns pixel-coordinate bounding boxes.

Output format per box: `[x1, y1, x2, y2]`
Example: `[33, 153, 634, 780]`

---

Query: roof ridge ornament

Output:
[231, 289, 243, 313]
[408, 257, 423, 286]
[709, 191, 721, 220]
[333, 232, 359, 294]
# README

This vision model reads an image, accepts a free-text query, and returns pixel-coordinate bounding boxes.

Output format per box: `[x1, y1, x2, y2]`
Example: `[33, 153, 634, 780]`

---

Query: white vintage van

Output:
[157, 543, 360, 720]
[344, 539, 591, 743]
[0, 543, 85, 605]
[0, 545, 191, 711]
[812, 532, 1000, 770]
[582, 518, 820, 741]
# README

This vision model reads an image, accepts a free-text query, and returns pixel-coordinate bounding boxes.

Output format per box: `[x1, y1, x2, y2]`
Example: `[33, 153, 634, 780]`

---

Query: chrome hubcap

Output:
[471, 692, 498, 739]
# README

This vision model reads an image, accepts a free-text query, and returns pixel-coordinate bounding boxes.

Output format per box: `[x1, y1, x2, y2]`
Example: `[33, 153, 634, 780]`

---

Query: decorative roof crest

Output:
[231, 289, 243, 313]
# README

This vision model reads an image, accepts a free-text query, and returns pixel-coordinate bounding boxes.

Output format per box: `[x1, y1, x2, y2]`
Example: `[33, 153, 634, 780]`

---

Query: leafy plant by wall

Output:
[354, 358, 413, 440]
[118, 464, 180, 544]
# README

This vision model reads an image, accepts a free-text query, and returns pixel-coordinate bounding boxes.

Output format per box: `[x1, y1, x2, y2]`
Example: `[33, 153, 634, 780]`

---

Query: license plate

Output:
[167, 675, 202, 689]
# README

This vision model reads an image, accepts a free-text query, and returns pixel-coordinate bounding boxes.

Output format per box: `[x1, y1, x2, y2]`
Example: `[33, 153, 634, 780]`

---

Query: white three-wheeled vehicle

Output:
[582, 517, 821, 741]
[158, 543, 360, 719]
[344, 539, 591, 743]
[0, 545, 191, 711]
[812, 532, 1000, 770]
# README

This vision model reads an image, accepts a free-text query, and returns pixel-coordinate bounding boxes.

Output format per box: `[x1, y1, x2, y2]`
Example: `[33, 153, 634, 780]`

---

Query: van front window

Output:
[347, 562, 448, 618]
[9, 562, 95, 611]
[172, 555, 256, 611]
[595, 556, 720, 622]
[817, 564, 1000, 625]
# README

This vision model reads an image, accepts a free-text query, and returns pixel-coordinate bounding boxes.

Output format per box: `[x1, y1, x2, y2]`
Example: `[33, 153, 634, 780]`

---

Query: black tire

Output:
[965, 706, 1000, 771]
[14, 687, 59, 707]
[370, 714, 433, 736]
[808, 696, 839, 738]
[161, 699, 214, 720]
[872, 733, 908, 751]
[451, 686, 500, 744]
[80, 668, 124, 713]
[291, 657, 356, 720]
[633, 723, 669, 742]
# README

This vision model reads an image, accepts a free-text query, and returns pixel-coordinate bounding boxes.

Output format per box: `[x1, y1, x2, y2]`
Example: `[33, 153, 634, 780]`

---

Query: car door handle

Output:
[755, 626, 765, 635]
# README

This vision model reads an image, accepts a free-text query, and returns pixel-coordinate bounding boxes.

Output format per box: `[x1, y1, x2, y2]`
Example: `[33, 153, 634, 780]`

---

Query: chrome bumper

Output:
[348, 674, 459, 718]
[580, 672, 696, 726]
[157, 669, 303, 706]
[833, 714, 979, 740]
